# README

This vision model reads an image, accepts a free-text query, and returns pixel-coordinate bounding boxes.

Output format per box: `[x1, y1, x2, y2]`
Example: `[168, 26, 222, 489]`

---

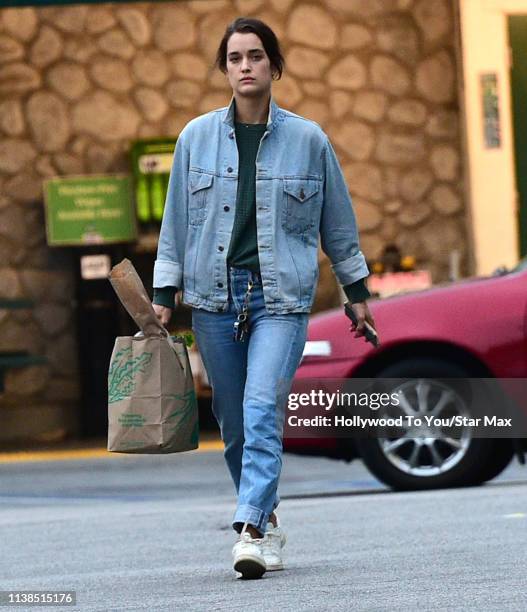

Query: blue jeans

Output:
[191, 267, 308, 536]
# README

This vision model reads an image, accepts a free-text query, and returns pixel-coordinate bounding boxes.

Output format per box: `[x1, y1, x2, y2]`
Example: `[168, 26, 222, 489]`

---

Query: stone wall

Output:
[0, 0, 464, 441]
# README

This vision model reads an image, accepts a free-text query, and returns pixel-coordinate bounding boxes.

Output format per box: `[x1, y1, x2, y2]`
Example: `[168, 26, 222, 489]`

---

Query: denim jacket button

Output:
[217, 282, 224, 288]
[223, 205, 230, 212]
[227, 166, 233, 173]
[218, 245, 224, 252]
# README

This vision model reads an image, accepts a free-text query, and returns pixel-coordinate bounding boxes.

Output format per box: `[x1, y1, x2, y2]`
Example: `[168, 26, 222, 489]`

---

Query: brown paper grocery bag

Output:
[107, 259, 199, 453]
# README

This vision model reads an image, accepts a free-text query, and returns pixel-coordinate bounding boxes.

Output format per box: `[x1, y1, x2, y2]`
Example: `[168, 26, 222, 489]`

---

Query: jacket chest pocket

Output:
[188, 171, 214, 226]
[282, 178, 321, 234]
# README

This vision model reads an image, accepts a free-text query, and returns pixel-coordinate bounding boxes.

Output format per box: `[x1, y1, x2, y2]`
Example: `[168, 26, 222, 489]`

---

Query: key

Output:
[233, 313, 249, 342]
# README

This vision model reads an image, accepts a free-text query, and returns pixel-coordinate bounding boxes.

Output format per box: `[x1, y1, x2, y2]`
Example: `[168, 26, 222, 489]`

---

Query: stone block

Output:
[0, 139, 37, 174]
[72, 92, 140, 141]
[26, 92, 70, 153]
[117, 8, 151, 46]
[376, 131, 425, 165]
[29, 26, 63, 68]
[90, 57, 133, 93]
[0, 63, 41, 95]
[287, 5, 338, 50]
[47, 62, 90, 101]
[97, 29, 135, 60]
[1, 7, 38, 42]
[0, 99, 25, 136]
[371, 55, 410, 96]
[328, 55, 367, 90]
[132, 49, 170, 86]
[416, 51, 455, 103]
[353, 91, 387, 123]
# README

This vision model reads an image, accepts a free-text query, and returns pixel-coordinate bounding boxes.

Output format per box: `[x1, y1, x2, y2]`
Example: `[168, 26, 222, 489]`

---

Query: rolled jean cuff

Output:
[233, 504, 269, 536]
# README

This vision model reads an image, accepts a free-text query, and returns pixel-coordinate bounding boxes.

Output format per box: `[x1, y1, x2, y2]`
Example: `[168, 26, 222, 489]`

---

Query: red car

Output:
[285, 257, 527, 490]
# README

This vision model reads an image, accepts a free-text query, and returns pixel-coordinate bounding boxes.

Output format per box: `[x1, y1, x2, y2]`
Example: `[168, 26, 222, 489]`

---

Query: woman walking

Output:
[152, 17, 376, 579]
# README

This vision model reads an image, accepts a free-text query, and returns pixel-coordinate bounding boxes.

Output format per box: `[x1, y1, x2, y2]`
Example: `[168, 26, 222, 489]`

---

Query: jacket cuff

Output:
[153, 286, 177, 309]
[153, 259, 182, 289]
[331, 251, 369, 286]
[343, 278, 371, 303]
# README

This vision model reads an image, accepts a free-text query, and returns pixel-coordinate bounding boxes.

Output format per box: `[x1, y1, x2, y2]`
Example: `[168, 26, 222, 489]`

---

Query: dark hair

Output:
[215, 17, 285, 80]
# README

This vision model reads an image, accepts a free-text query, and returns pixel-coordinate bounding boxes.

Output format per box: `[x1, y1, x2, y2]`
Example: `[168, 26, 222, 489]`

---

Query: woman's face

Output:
[225, 32, 274, 99]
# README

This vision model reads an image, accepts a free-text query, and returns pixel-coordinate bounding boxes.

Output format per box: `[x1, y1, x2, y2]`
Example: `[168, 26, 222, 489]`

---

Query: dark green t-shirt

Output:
[225, 121, 267, 272]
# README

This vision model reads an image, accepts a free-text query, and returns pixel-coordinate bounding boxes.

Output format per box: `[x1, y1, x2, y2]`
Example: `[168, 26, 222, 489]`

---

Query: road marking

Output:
[503, 513, 526, 519]
[0, 439, 224, 463]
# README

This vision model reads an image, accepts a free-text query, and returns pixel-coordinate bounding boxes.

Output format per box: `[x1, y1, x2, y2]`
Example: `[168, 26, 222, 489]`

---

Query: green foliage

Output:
[172, 332, 194, 348]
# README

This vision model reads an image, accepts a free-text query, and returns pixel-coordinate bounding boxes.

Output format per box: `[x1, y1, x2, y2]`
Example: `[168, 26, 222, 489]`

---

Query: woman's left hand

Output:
[348, 301, 377, 340]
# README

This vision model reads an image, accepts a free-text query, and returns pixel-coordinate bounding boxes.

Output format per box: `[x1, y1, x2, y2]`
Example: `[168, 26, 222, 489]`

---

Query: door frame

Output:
[458, 0, 525, 274]
[508, 15, 527, 257]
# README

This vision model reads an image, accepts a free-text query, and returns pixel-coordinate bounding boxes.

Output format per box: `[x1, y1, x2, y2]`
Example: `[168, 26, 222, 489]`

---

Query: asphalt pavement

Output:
[0, 445, 526, 612]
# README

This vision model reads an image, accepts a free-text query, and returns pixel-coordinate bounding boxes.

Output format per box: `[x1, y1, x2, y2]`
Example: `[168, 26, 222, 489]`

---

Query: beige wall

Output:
[459, 0, 523, 275]
[0, 0, 463, 442]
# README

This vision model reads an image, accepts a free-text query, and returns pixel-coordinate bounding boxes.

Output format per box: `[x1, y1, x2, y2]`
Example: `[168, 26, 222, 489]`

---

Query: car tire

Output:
[472, 439, 514, 485]
[355, 358, 496, 491]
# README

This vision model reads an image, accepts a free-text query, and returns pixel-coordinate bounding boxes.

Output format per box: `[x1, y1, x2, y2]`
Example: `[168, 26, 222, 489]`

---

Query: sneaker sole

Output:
[233, 555, 266, 579]
[265, 562, 284, 571]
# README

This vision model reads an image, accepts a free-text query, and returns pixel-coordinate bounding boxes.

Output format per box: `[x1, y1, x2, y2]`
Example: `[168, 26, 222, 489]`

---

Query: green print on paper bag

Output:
[108, 347, 153, 403]
[118, 413, 146, 428]
[166, 388, 199, 443]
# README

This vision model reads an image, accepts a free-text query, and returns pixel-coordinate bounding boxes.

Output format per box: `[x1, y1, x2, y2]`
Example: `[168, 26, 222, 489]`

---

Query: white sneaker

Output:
[263, 517, 286, 571]
[232, 523, 267, 579]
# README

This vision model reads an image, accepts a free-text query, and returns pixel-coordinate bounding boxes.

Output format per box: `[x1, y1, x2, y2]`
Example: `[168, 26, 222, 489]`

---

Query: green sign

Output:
[130, 138, 177, 226]
[44, 175, 137, 246]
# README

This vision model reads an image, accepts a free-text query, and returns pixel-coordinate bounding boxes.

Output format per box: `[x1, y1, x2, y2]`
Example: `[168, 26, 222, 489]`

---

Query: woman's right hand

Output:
[152, 303, 173, 327]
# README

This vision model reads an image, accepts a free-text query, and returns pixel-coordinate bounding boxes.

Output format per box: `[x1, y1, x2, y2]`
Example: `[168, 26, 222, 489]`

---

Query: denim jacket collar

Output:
[222, 95, 280, 132]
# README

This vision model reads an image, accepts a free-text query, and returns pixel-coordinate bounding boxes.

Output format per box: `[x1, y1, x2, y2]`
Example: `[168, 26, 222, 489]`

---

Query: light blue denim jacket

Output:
[153, 96, 369, 314]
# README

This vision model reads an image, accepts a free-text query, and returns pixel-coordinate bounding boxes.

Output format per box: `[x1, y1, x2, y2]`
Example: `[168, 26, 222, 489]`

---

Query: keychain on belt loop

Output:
[233, 279, 254, 342]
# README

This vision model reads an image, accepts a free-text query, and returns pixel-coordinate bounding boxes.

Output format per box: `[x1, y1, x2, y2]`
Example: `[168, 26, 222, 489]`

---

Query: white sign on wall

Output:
[80, 254, 112, 280]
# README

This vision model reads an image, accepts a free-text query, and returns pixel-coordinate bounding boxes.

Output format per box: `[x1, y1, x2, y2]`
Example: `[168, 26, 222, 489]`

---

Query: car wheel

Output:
[472, 439, 514, 484]
[355, 358, 496, 491]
